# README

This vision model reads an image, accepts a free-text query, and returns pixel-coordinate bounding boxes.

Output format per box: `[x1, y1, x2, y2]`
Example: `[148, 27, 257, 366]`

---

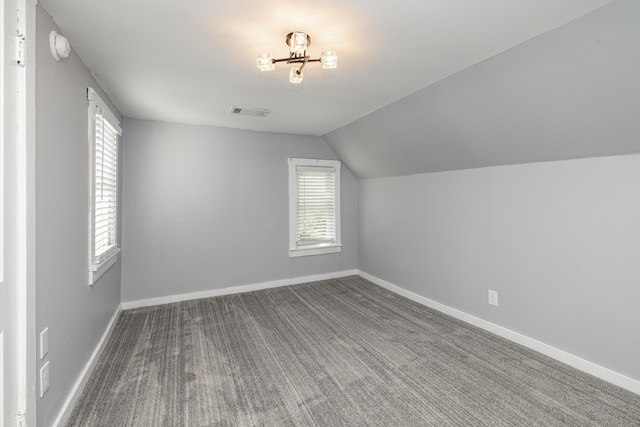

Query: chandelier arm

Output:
[273, 57, 303, 64]
[298, 57, 314, 72]
[271, 57, 321, 64]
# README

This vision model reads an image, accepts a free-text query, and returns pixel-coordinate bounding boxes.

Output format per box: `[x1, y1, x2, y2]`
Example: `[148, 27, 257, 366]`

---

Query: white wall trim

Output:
[122, 270, 358, 310]
[52, 304, 122, 427]
[357, 270, 640, 396]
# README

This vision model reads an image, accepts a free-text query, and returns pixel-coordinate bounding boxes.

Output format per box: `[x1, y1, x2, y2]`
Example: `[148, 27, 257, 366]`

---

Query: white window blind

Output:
[289, 158, 341, 257]
[88, 87, 122, 284]
[296, 166, 337, 245]
[94, 112, 118, 260]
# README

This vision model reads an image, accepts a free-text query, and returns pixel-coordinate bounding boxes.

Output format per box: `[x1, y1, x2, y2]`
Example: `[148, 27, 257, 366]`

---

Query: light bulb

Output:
[256, 53, 275, 71]
[289, 68, 303, 84]
[321, 51, 338, 69]
[290, 31, 309, 54]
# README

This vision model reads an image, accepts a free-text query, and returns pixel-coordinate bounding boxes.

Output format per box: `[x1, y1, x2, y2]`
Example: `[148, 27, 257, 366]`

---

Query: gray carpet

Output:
[67, 276, 640, 426]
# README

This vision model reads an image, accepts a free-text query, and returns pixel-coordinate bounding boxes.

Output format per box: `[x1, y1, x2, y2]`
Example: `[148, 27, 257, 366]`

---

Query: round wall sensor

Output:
[50, 31, 71, 61]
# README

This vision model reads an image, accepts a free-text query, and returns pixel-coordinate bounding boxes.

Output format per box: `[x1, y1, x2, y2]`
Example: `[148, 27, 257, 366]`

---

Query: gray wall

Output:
[36, 5, 122, 426]
[358, 153, 640, 382]
[322, 0, 640, 179]
[121, 119, 357, 303]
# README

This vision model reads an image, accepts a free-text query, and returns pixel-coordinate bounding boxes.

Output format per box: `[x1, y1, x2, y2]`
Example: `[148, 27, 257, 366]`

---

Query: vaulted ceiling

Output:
[322, 0, 640, 178]
[40, 0, 640, 179]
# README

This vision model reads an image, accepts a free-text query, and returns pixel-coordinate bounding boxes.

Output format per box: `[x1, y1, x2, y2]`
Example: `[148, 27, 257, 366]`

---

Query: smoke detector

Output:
[50, 31, 71, 61]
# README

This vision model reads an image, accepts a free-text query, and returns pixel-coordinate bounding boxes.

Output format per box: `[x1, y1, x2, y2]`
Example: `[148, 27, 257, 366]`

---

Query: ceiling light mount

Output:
[257, 31, 337, 84]
[286, 31, 311, 53]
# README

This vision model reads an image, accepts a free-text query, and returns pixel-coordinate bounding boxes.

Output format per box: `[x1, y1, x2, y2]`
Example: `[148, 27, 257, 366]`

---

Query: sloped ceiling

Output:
[321, 0, 640, 179]
[39, 0, 612, 136]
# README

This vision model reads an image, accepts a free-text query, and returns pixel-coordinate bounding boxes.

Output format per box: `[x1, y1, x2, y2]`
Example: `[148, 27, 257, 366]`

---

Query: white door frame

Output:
[2, 0, 36, 425]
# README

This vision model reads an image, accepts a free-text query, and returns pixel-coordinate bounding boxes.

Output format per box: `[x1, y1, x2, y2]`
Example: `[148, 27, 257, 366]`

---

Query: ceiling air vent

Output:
[230, 106, 270, 118]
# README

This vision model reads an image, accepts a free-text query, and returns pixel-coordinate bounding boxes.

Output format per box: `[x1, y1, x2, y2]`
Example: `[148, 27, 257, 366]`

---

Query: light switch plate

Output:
[40, 361, 50, 397]
[40, 328, 49, 360]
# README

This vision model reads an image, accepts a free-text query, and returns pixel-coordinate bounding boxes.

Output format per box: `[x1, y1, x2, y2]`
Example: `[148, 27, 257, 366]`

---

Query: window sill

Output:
[89, 247, 120, 286]
[289, 244, 341, 258]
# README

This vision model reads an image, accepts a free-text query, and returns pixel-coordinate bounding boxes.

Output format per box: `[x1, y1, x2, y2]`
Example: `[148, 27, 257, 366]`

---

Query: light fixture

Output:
[289, 68, 303, 84]
[256, 53, 275, 72]
[320, 51, 338, 69]
[256, 31, 338, 84]
[50, 31, 71, 61]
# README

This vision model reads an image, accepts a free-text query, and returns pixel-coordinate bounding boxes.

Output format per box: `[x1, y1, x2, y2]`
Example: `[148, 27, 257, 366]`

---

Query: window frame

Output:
[87, 87, 121, 285]
[288, 157, 341, 258]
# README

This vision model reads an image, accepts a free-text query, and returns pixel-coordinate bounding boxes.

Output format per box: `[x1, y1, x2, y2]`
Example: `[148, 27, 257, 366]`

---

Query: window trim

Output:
[288, 157, 341, 258]
[87, 87, 122, 285]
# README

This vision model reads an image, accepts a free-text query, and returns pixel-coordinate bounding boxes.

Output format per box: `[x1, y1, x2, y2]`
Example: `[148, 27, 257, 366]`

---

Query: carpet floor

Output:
[67, 276, 640, 426]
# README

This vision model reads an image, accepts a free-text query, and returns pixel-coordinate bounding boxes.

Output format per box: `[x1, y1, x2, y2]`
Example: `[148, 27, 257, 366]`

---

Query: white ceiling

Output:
[40, 0, 613, 136]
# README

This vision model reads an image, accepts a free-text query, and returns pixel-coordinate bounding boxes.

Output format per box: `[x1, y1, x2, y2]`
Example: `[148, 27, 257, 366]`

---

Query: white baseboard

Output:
[357, 270, 640, 396]
[121, 270, 359, 310]
[53, 304, 123, 427]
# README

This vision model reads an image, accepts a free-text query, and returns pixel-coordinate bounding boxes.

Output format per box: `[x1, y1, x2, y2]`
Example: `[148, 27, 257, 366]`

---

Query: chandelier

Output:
[256, 31, 338, 84]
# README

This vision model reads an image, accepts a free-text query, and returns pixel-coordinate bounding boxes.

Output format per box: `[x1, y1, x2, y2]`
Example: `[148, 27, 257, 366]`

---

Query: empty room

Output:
[2, 0, 640, 425]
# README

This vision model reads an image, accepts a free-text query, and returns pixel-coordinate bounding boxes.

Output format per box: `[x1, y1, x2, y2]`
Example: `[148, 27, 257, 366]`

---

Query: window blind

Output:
[87, 88, 122, 284]
[295, 165, 336, 246]
[94, 110, 119, 261]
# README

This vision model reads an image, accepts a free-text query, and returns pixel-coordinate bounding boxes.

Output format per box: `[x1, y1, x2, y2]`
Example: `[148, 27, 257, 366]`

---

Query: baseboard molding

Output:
[122, 270, 359, 310]
[53, 304, 123, 427]
[357, 270, 640, 396]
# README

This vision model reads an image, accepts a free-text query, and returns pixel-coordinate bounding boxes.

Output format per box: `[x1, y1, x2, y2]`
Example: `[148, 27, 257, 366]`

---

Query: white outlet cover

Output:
[40, 361, 50, 398]
[488, 290, 499, 306]
[40, 328, 49, 360]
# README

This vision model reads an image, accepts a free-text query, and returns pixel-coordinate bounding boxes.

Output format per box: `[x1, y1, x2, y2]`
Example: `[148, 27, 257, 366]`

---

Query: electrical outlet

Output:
[40, 328, 49, 359]
[40, 361, 50, 398]
[488, 290, 499, 306]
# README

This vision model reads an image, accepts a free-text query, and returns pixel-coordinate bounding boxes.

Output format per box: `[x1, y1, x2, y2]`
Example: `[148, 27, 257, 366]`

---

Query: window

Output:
[288, 158, 341, 257]
[88, 88, 122, 285]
